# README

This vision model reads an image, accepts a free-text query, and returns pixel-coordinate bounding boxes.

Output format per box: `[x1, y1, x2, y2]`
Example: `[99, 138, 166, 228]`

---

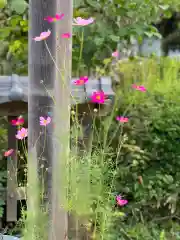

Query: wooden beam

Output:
[6, 116, 18, 222]
[16, 186, 27, 200]
[78, 113, 93, 155]
[0, 102, 27, 116]
[1, 187, 26, 201]
[0, 186, 26, 201]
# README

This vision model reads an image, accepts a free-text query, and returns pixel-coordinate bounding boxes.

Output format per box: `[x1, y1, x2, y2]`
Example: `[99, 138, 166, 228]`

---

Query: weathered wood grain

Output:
[6, 116, 18, 222]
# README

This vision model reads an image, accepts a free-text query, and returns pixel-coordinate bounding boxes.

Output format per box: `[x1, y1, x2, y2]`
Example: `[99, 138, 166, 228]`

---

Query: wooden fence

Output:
[0, 74, 114, 226]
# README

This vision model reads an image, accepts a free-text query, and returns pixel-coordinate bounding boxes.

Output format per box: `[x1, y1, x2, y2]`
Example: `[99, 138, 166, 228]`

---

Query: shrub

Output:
[94, 58, 180, 239]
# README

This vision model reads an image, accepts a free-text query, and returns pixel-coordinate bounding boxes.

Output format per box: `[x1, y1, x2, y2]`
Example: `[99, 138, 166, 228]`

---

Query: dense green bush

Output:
[94, 58, 180, 239]
[2, 0, 180, 76]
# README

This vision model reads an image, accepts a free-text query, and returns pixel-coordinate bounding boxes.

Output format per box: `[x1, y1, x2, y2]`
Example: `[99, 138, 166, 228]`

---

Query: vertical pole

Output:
[28, 0, 62, 238]
[6, 116, 18, 222]
[78, 113, 93, 155]
[49, 0, 72, 239]
[29, 0, 72, 240]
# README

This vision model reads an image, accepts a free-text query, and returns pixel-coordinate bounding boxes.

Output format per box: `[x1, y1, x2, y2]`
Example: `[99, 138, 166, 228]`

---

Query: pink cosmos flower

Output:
[116, 195, 128, 206]
[61, 32, 71, 38]
[90, 91, 106, 104]
[112, 50, 119, 58]
[116, 116, 129, 123]
[132, 84, 146, 92]
[73, 76, 88, 85]
[44, 13, 64, 22]
[4, 149, 14, 157]
[33, 30, 51, 41]
[11, 117, 24, 126]
[40, 116, 51, 126]
[73, 17, 94, 26]
[15, 128, 28, 140]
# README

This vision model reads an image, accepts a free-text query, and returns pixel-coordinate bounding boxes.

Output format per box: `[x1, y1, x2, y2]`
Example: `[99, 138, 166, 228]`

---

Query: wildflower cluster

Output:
[5, 13, 148, 211]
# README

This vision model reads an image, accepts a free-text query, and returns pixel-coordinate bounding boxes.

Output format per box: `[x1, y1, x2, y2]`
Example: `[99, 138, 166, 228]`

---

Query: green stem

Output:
[77, 29, 84, 76]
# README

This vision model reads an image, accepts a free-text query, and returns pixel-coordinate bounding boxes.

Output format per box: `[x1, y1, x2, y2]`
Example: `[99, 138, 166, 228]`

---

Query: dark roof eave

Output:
[0, 74, 115, 108]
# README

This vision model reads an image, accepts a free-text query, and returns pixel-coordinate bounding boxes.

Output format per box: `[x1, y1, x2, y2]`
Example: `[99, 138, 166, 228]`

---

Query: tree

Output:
[1, 0, 180, 75]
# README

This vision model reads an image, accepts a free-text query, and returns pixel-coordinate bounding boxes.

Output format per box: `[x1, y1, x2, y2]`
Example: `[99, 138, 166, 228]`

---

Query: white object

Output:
[140, 38, 162, 57]
[168, 50, 180, 59]
[0, 235, 19, 240]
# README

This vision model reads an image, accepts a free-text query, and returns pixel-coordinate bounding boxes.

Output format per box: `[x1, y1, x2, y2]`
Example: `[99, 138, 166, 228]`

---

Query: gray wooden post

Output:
[6, 116, 18, 222]
[28, 0, 71, 239]
[78, 112, 93, 154]
[49, 0, 72, 239]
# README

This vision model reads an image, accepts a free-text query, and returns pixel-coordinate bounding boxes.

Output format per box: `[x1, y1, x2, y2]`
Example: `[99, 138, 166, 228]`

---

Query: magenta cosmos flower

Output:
[132, 84, 146, 92]
[33, 30, 51, 41]
[73, 17, 94, 26]
[73, 76, 88, 85]
[11, 117, 24, 126]
[39, 116, 51, 126]
[61, 32, 71, 38]
[116, 116, 129, 123]
[4, 149, 14, 157]
[44, 13, 64, 22]
[112, 50, 119, 58]
[90, 91, 106, 104]
[16, 128, 28, 140]
[116, 195, 128, 206]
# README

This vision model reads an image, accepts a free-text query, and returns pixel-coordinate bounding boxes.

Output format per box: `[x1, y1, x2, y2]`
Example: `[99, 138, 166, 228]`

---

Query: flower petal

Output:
[40, 116, 45, 121]
[4, 149, 14, 157]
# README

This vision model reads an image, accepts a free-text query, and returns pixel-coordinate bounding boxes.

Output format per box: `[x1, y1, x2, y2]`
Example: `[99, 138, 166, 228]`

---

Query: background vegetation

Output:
[1, 0, 180, 75]
[1, 0, 180, 239]
[99, 58, 180, 239]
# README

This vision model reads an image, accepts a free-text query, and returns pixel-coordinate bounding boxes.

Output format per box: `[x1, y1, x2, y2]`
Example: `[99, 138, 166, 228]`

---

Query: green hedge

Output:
[97, 58, 180, 239]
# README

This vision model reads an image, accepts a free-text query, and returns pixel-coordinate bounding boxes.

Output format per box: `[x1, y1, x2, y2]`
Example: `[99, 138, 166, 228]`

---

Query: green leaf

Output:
[9, 15, 22, 27]
[0, 199, 4, 206]
[86, 0, 101, 9]
[109, 35, 119, 42]
[163, 10, 172, 18]
[113, 211, 126, 217]
[144, 31, 154, 38]
[118, 28, 129, 37]
[153, 32, 162, 39]
[0, 28, 11, 39]
[159, 4, 169, 10]
[73, 0, 84, 8]
[94, 37, 104, 46]
[103, 58, 111, 65]
[0, 0, 7, 9]
[10, 0, 28, 14]
[160, 230, 165, 240]
[0, 207, 3, 217]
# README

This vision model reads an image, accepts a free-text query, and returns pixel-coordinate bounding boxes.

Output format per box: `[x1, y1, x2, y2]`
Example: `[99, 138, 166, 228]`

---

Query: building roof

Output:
[0, 74, 115, 105]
